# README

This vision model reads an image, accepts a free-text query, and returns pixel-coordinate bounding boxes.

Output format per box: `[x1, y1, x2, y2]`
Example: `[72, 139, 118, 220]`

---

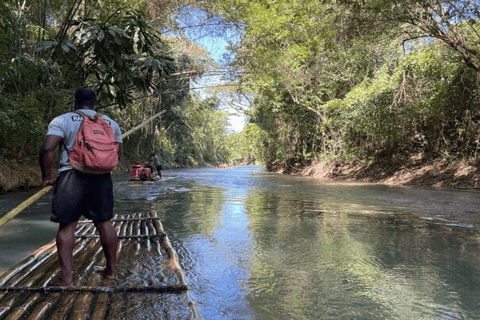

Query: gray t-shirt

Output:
[46, 109, 123, 173]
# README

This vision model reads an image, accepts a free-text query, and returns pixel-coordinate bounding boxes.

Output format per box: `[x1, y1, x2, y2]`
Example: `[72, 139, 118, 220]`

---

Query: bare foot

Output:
[48, 276, 73, 287]
[95, 267, 117, 280]
[169, 257, 180, 271]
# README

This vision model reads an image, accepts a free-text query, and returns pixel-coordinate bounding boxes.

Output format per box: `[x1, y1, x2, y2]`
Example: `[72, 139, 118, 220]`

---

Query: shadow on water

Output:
[2, 166, 480, 319]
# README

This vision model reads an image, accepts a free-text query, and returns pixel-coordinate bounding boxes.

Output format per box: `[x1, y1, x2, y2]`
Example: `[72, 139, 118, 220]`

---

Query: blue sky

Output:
[192, 37, 247, 132]
[176, 8, 248, 132]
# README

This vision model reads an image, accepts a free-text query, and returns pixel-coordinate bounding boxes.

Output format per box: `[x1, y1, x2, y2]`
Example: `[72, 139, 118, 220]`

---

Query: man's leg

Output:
[156, 166, 162, 178]
[53, 220, 78, 286]
[94, 220, 118, 279]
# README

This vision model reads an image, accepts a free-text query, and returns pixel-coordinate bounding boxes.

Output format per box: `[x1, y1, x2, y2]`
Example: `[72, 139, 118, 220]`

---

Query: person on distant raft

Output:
[144, 160, 153, 172]
[39, 88, 122, 287]
[130, 161, 143, 181]
[140, 161, 153, 181]
[151, 153, 162, 179]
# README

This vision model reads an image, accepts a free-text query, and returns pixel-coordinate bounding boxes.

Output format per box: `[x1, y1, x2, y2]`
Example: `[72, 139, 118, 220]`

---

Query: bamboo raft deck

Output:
[0, 211, 197, 320]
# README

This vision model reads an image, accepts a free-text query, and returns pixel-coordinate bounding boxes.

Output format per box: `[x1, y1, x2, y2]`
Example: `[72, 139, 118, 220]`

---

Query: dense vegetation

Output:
[3, 0, 480, 175]
[0, 0, 240, 168]
[211, 0, 480, 172]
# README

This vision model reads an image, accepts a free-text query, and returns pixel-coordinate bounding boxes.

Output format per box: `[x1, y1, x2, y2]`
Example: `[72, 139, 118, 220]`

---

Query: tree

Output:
[211, 0, 480, 170]
[0, 0, 221, 163]
[226, 122, 266, 163]
[340, 0, 480, 75]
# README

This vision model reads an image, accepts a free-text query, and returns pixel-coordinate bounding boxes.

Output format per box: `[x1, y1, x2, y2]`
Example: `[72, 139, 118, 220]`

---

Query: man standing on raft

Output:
[39, 88, 122, 286]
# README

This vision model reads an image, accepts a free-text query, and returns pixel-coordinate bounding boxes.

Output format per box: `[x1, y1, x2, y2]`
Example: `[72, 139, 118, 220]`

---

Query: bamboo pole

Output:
[120, 110, 166, 140]
[117, 214, 130, 251]
[76, 220, 96, 237]
[63, 240, 104, 320]
[73, 233, 170, 240]
[47, 292, 79, 319]
[127, 214, 135, 240]
[0, 211, 194, 318]
[69, 275, 100, 320]
[25, 242, 106, 320]
[103, 228, 126, 318]
[144, 217, 152, 251]
[150, 211, 187, 286]
[90, 216, 132, 320]
[0, 109, 166, 229]
[0, 186, 53, 228]
[0, 285, 188, 293]
[147, 215, 162, 256]
[36, 237, 90, 288]
[71, 239, 99, 284]
[0, 245, 64, 319]
[2, 291, 41, 320]
[150, 211, 199, 319]
[0, 240, 57, 286]
[79, 216, 162, 223]
[0, 245, 57, 293]
[21, 242, 80, 287]
[25, 295, 59, 320]
[82, 246, 110, 320]
[2, 238, 97, 320]
[106, 213, 152, 320]
[0, 293, 17, 318]
[89, 290, 109, 320]
[18, 231, 99, 319]
[134, 213, 141, 253]
[75, 219, 96, 236]
[0, 241, 57, 318]
[2, 223, 93, 289]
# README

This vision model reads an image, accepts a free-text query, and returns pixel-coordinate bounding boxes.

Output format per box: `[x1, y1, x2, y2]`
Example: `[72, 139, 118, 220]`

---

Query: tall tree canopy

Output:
[0, 0, 232, 166]
[4, 0, 480, 171]
[210, 0, 480, 171]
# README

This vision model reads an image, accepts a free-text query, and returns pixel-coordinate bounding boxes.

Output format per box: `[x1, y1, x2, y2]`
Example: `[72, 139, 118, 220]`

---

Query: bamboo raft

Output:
[0, 211, 198, 320]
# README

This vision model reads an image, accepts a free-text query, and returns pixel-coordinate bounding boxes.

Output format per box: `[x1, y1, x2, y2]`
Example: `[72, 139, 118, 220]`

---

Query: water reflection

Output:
[2, 166, 480, 319]
[160, 167, 480, 320]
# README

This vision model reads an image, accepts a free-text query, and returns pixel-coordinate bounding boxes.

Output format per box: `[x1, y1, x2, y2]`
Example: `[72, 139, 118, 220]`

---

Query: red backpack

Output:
[68, 111, 120, 173]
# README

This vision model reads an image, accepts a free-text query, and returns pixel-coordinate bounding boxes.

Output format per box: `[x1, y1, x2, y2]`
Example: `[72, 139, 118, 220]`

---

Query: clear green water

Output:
[2, 165, 480, 319]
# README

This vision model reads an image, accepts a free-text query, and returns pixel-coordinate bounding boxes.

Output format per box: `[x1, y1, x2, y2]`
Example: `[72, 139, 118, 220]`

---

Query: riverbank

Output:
[0, 159, 192, 193]
[0, 160, 131, 194]
[0, 161, 42, 193]
[2, 156, 480, 193]
[300, 156, 480, 191]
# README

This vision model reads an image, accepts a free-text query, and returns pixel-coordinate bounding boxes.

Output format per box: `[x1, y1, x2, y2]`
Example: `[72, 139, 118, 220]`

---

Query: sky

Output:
[179, 8, 249, 133]
[192, 36, 248, 133]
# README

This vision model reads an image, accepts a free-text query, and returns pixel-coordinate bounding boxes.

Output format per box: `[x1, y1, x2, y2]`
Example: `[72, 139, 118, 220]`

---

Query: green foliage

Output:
[0, 4, 73, 158]
[35, 11, 175, 107]
[4, 0, 480, 170]
[226, 122, 266, 163]
[0, 91, 53, 158]
[0, 0, 311, 168]
[213, 0, 480, 171]
[184, 96, 229, 163]
[328, 41, 479, 159]
[0, 0, 33, 58]
[338, 0, 480, 73]
[147, 96, 230, 167]
[0, 0, 235, 166]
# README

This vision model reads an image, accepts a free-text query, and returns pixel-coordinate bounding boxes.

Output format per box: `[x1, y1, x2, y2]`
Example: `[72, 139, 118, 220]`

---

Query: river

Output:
[1, 165, 480, 319]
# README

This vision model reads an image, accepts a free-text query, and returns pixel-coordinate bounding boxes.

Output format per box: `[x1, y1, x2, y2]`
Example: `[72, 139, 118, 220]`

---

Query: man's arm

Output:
[39, 135, 63, 187]
[118, 143, 123, 157]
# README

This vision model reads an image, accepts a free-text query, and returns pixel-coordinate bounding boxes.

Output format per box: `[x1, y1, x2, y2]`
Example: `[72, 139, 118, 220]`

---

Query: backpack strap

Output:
[75, 110, 101, 122]
[65, 110, 98, 153]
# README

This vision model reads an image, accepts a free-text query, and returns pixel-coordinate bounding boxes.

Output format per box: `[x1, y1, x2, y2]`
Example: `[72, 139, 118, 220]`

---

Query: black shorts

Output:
[51, 170, 114, 224]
